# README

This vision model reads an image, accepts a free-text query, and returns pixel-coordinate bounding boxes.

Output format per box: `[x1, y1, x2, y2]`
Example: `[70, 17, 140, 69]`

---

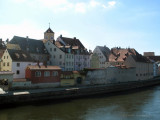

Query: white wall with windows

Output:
[12, 62, 37, 79]
[44, 41, 65, 70]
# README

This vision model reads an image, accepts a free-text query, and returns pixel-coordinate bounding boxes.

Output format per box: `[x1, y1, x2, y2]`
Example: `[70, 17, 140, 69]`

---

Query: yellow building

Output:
[90, 53, 100, 68]
[60, 71, 75, 86]
[60, 71, 86, 86]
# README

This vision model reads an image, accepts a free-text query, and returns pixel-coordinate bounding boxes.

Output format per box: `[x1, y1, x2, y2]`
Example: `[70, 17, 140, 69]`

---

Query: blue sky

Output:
[0, 0, 160, 55]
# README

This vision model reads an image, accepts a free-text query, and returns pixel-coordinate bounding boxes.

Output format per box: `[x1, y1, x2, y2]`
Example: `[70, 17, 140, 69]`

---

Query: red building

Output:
[25, 65, 61, 84]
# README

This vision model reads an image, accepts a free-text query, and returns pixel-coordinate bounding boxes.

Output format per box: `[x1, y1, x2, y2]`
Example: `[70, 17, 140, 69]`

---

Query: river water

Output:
[0, 85, 160, 120]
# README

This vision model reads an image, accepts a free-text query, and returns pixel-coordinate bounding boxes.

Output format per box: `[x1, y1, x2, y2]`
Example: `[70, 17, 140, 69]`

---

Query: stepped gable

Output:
[9, 36, 48, 54]
[7, 49, 33, 62]
[109, 48, 150, 63]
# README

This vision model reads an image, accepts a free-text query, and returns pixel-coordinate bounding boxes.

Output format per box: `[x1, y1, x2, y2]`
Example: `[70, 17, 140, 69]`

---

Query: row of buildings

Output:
[0, 27, 160, 90]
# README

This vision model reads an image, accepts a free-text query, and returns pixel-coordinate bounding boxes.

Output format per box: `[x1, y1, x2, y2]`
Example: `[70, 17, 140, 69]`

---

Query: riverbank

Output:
[0, 77, 160, 105]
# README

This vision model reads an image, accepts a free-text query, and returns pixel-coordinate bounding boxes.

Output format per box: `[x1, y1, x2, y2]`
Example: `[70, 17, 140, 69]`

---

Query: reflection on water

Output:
[1, 86, 160, 120]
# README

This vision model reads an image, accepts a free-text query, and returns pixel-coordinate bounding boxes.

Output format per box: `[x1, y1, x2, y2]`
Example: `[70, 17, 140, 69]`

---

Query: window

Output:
[4, 56, 5, 59]
[3, 62, 5, 66]
[54, 55, 56, 59]
[16, 70, 20, 74]
[53, 71, 58, 76]
[50, 36, 54, 40]
[60, 55, 62, 59]
[7, 56, 8, 59]
[50, 48, 52, 51]
[59, 61, 62, 65]
[44, 71, 50, 77]
[7, 62, 9, 66]
[54, 48, 56, 51]
[17, 63, 20, 67]
[35, 71, 41, 77]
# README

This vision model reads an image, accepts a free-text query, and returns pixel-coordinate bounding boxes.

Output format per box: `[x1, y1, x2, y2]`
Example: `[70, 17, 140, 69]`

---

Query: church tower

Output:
[44, 25, 55, 42]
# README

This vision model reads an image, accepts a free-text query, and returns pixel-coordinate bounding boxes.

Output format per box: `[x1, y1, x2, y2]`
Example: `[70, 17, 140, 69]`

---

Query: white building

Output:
[44, 28, 74, 71]
[92, 46, 110, 68]
[1, 49, 37, 79]
[56, 35, 90, 71]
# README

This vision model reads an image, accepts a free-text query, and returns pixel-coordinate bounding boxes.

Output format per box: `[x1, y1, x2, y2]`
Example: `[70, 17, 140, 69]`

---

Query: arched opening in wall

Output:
[0, 79, 8, 91]
[77, 77, 82, 84]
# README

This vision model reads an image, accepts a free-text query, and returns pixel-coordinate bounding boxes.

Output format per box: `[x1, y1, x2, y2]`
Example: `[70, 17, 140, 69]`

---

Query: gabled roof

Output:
[97, 46, 110, 60]
[45, 27, 54, 33]
[0, 39, 6, 58]
[7, 49, 34, 62]
[9, 36, 48, 54]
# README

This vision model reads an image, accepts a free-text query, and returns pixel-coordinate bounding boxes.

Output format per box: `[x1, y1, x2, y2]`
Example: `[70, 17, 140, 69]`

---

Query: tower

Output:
[44, 24, 55, 42]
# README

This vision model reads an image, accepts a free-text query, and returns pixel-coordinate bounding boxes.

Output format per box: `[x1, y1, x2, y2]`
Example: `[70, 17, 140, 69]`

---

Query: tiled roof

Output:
[45, 27, 54, 33]
[59, 36, 85, 49]
[146, 56, 160, 62]
[109, 48, 150, 63]
[8, 49, 34, 62]
[0, 49, 5, 58]
[55, 41, 89, 55]
[0, 39, 6, 58]
[9, 36, 48, 54]
[27, 65, 61, 70]
[97, 46, 110, 60]
[7, 43, 21, 50]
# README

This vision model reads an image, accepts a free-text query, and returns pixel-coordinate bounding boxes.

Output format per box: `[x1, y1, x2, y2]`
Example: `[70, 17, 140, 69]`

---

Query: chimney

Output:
[26, 36, 29, 42]
[74, 37, 76, 40]
[43, 61, 47, 68]
[60, 35, 62, 38]
[6, 38, 9, 43]
[37, 61, 40, 68]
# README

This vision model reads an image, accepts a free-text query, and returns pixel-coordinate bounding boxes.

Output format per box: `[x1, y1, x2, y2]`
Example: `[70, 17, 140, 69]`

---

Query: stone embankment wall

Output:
[0, 78, 160, 105]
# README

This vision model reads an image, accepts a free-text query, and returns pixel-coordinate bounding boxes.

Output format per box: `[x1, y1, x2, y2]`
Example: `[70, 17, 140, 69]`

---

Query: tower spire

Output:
[49, 22, 50, 28]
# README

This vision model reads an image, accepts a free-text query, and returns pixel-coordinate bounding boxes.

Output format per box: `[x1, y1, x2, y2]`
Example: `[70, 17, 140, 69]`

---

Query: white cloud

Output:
[89, 0, 100, 7]
[75, 3, 87, 13]
[108, 1, 116, 7]
[102, 4, 107, 9]
[0, 21, 43, 41]
[11, 0, 117, 13]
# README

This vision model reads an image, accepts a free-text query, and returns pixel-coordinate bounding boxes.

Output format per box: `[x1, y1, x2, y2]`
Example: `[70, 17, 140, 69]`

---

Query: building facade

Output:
[106, 48, 153, 80]
[25, 65, 61, 84]
[85, 67, 136, 85]
[56, 35, 90, 71]
[1, 49, 37, 79]
[92, 46, 110, 68]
